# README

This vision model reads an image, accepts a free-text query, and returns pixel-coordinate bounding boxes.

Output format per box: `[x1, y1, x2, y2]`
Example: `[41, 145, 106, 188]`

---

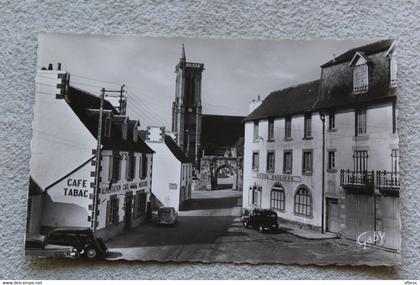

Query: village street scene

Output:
[25, 35, 401, 265]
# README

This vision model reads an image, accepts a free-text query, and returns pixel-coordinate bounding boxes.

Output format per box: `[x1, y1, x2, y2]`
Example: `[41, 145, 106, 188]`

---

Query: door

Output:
[344, 193, 375, 242]
[381, 196, 400, 250]
[124, 192, 133, 231]
[326, 198, 339, 233]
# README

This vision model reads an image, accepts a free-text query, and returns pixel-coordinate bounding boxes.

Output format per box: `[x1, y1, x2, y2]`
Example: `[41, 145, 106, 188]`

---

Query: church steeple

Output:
[181, 44, 186, 62]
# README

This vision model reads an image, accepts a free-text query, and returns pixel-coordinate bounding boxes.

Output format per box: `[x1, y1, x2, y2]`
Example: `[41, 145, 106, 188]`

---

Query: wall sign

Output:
[253, 172, 302, 183]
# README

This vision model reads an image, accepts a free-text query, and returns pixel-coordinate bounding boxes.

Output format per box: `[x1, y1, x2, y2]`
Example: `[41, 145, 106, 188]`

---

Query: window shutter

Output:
[108, 156, 113, 182]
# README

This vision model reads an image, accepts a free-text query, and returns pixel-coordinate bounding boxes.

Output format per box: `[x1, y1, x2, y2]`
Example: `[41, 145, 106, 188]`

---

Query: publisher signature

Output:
[357, 231, 385, 249]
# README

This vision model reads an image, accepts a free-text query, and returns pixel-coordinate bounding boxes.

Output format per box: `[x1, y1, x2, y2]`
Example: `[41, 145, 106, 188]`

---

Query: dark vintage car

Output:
[25, 235, 79, 259]
[155, 207, 178, 225]
[26, 227, 108, 259]
[241, 209, 279, 233]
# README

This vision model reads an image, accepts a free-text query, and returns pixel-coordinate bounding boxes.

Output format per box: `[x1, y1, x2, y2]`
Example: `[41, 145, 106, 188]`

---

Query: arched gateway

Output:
[198, 156, 243, 191]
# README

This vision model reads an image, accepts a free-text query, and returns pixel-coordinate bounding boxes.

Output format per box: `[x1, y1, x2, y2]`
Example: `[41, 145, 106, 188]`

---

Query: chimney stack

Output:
[57, 63, 61, 70]
[48, 63, 53, 70]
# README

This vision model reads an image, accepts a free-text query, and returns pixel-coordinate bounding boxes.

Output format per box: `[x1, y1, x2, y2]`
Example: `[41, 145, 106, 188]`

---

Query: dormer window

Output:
[390, 55, 397, 87]
[350, 52, 369, 94]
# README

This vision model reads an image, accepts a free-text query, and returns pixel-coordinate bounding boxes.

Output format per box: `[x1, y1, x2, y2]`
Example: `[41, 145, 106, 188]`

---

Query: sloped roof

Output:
[67, 86, 154, 154]
[244, 80, 320, 122]
[321, 39, 393, 68]
[29, 176, 43, 195]
[138, 130, 191, 163]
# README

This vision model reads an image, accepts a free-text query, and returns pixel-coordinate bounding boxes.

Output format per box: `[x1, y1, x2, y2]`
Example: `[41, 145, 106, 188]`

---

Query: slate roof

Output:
[201, 114, 245, 155]
[321, 39, 394, 68]
[243, 80, 320, 122]
[138, 130, 191, 163]
[67, 86, 154, 154]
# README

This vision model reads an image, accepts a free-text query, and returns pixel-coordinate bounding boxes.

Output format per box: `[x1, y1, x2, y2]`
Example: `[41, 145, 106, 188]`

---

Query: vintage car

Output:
[155, 207, 178, 225]
[241, 209, 279, 233]
[25, 235, 79, 259]
[26, 227, 108, 259]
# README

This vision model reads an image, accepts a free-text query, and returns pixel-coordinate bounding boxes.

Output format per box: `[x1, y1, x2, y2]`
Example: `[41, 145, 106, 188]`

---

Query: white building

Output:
[242, 40, 400, 250]
[27, 65, 154, 241]
[140, 127, 193, 211]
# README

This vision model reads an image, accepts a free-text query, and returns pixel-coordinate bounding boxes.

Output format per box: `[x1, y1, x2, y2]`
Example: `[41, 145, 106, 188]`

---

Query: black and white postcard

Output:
[26, 33, 401, 265]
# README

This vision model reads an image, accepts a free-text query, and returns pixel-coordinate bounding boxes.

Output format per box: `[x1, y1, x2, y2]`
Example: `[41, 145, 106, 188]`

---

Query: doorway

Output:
[124, 192, 133, 231]
[326, 198, 339, 233]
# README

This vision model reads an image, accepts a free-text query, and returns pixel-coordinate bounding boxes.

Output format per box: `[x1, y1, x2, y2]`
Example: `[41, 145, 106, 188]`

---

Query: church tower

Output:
[171, 44, 204, 165]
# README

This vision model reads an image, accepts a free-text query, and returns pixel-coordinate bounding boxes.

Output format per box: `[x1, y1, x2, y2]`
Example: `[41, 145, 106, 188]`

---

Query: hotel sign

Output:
[253, 172, 302, 183]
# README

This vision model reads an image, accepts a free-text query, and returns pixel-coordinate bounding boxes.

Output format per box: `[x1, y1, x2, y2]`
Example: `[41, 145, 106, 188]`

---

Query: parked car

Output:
[27, 227, 108, 259]
[155, 207, 178, 225]
[241, 209, 279, 233]
[25, 235, 79, 259]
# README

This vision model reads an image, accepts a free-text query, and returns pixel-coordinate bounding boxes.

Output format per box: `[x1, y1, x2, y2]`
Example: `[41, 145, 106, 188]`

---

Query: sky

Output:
[38, 33, 371, 129]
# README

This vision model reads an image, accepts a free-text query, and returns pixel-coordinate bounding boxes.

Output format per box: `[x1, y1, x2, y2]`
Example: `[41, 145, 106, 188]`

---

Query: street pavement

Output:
[105, 189, 400, 265]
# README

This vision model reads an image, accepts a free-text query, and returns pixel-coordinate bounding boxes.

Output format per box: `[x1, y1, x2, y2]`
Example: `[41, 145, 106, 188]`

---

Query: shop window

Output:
[294, 186, 312, 217]
[106, 196, 119, 226]
[270, 183, 285, 211]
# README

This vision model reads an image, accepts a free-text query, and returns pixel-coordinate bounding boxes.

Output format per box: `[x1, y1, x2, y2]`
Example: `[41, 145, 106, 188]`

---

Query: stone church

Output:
[171, 45, 244, 190]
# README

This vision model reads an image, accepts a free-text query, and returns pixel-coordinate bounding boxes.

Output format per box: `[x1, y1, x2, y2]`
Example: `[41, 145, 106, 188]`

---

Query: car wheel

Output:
[258, 226, 264, 233]
[85, 247, 97, 259]
[243, 221, 248, 228]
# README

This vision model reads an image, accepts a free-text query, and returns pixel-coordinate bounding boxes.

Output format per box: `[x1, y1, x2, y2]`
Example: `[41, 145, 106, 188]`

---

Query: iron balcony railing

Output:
[376, 170, 400, 196]
[340, 169, 375, 194]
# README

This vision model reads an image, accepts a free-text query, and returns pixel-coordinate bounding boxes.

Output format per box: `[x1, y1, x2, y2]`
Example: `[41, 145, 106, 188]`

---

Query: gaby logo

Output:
[357, 231, 385, 249]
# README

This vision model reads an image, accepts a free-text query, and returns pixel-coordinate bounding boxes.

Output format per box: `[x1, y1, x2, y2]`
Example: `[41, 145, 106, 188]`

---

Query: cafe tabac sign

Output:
[252, 172, 302, 183]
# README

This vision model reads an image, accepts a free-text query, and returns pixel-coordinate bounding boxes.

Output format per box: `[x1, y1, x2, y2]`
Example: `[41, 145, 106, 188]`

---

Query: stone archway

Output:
[198, 156, 242, 191]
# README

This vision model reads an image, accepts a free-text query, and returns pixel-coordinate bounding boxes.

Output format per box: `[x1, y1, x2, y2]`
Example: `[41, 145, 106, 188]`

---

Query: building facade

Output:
[140, 126, 193, 211]
[27, 65, 154, 241]
[243, 40, 400, 250]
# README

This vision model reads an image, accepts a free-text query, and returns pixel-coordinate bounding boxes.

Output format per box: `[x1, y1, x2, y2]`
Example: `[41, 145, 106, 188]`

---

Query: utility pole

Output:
[92, 88, 105, 230]
[320, 112, 326, 234]
[119, 84, 126, 115]
[91, 85, 126, 231]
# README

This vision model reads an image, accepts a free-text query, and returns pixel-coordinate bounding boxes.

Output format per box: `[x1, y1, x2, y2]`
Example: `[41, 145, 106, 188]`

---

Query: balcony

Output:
[340, 170, 375, 195]
[376, 171, 400, 197]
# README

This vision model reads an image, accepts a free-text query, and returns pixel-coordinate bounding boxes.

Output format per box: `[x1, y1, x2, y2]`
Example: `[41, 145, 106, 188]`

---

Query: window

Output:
[354, 150, 368, 172]
[328, 112, 335, 130]
[133, 191, 147, 218]
[390, 55, 397, 87]
[268, 119, 274, 141]
[304, 114, 312, 138]
[294, 187, 312, 217]
[109, 151, 121, 182]
[253, 121, 259, 141]
[283, 150, 293, 174]
[285, 117, 292, 139]
[328, 151, 336, 171]
[270, 183, 285, 211]
[126, 152, 136, 181]
[266, 151, 275, 173]
[302, 150, 313, 175]
[355, 109, 367, 135]
[391, 149, 399, 173]
[353, 63, 368, 93]
[140, 154, 148, 179]
[252, 152, 259, 171]
[106, 196, 119, 226]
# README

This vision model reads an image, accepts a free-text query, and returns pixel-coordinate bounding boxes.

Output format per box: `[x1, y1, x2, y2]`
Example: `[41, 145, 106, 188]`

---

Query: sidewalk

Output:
[277, 222, 338, 240]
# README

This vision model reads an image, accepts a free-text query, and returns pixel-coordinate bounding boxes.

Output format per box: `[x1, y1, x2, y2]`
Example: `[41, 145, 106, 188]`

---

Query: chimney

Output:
[57, 63, 61, 70]
[332, 53, 336, 62]
[48, 63, 53, 70]
[146, 126, 165, 143]
[248, 95, 263, 114]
